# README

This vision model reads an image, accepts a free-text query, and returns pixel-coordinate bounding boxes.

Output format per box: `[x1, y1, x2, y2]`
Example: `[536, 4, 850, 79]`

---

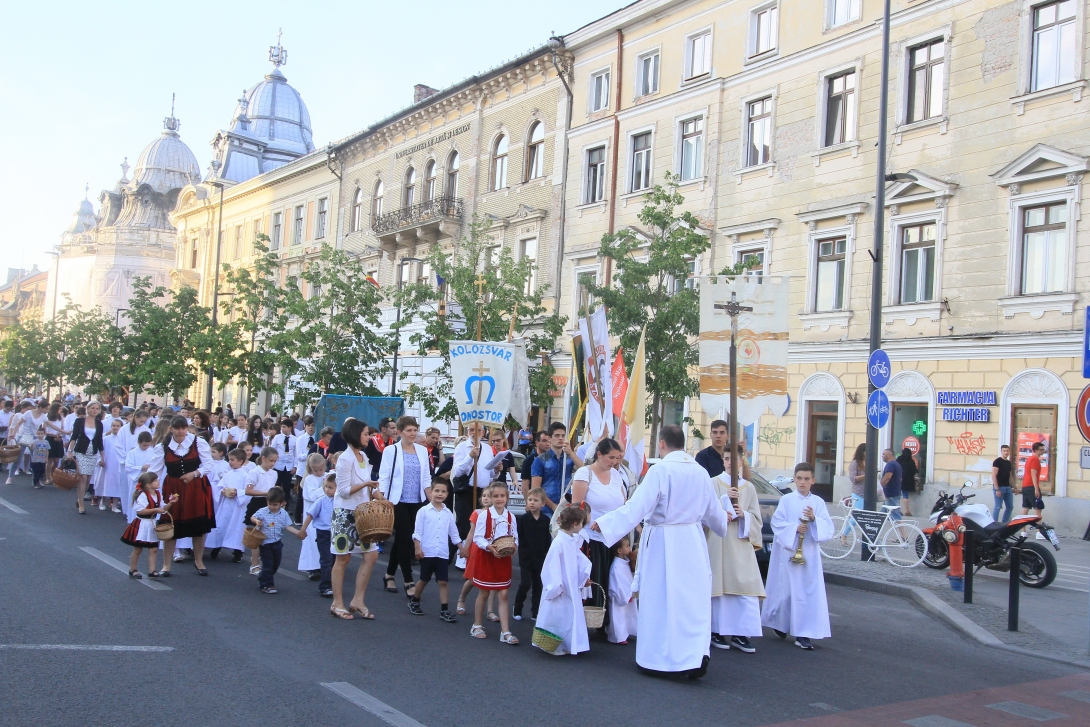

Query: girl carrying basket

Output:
[470, 483, 519, 645]
[121, 471, 177, 579]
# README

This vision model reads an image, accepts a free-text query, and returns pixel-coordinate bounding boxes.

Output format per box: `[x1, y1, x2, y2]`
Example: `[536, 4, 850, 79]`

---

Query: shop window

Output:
[890, 404, 928, 487]
[807, 400, 839, 502]
[1011, 405, 1057, 496]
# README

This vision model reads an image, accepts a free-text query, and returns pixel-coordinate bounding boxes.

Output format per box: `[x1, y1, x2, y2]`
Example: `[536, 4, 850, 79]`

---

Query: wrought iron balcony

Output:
[372, 196, 464, 236]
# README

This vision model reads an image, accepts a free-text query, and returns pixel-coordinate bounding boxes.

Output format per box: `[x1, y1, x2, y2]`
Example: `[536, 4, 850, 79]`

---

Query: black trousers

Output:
[514, 556, 543, 617]
[258, 540, 283, 589]
[454, 489, 479, 542]
[386, 501, 423, 584]
[585, 539, 614, 627]
[274, 469, 294, 508]
[314, 528, 333, 592]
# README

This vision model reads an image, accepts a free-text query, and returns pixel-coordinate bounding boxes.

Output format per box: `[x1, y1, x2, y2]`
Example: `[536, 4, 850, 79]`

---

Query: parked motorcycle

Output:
[922, 485, 1060, 588]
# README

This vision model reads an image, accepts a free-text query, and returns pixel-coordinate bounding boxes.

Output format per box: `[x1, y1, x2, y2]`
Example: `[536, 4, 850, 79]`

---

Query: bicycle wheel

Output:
[879, 522, 927, 568]
[820, 517, 856, 559]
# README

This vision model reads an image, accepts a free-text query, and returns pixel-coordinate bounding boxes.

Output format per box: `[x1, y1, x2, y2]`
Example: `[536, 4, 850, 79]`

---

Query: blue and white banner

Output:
[449, 341, 517, 427]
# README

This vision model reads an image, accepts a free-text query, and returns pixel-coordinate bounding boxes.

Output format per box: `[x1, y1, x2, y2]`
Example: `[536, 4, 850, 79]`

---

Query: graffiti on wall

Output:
[947, 431, 986, 456]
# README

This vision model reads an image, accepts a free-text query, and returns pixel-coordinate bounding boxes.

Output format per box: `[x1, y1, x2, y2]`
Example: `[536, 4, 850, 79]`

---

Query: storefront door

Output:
[1011, 405, 1057, 496]
[806, 401, 838, 502]
[891, 404, 927, 487]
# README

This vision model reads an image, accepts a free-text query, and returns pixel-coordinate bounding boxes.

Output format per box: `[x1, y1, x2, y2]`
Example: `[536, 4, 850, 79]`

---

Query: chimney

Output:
[413, 84, 440, 104]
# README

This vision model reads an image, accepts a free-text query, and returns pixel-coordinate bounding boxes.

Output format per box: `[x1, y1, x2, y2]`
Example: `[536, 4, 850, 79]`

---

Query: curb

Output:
[824, 571, 1090, 671]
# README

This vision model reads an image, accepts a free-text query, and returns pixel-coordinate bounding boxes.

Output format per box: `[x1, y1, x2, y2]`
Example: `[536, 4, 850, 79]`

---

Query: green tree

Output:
[62, 303, 122, 398]
[0, 318, 58, 393]
[288, 245, 393, 407]
[396, 216, 565, 424]
[584, 173, 709, 453]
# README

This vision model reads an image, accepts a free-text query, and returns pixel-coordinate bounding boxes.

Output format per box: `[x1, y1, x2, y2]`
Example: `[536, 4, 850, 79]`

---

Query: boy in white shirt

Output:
[410, 479, 463, 622]
[244, 447, 280, 575]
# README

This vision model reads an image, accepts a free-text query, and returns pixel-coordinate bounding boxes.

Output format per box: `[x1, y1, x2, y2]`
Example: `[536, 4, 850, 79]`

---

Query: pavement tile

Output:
[903, 718, 976, 727]
[985, 701, 1067, 721]
[1059, 690, 1090, 703]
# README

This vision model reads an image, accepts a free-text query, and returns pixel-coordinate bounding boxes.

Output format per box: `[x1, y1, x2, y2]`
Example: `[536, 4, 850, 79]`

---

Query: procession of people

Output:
[3, 390, 836, 680]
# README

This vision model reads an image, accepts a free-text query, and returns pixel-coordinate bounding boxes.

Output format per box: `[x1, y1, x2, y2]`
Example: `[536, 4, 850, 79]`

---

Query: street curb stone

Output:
[824, 571, 1090, 671]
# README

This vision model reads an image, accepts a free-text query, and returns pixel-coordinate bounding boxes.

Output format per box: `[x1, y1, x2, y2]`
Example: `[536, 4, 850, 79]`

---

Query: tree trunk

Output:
[649, 391, 661, 458]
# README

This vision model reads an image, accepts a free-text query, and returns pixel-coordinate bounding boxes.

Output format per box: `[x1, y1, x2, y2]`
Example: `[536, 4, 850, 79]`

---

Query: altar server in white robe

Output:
[213, 448, 250, 558]
[606, 535, 638, 644]
[534, 505, 593, 656]
[593, 425, 728, 678]
[762, 462, 834, 650]
[203, 443, 231, 550]
[708, 447, 765, 653]
[123, 432, 156, 521]
[100, 420, 125, 509]
[296, 453, 326, 574]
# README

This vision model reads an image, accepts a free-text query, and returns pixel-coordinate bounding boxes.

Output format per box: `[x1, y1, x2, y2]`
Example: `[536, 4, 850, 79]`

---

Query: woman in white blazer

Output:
[378, 415, 433, 595]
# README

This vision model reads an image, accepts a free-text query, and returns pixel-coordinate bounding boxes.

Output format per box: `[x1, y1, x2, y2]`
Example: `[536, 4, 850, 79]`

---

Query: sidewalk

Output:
[822, 533, 1090, 667]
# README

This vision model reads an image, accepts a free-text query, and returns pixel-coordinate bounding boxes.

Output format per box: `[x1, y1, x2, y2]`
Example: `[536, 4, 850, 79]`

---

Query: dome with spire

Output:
[130, 115, 202, 195]
[65, 188, 98, 235]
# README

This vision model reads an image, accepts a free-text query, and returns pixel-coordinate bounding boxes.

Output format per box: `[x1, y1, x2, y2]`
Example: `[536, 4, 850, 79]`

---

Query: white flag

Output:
[508, 339, 532, 429]
[577, 306, 613, 437]
[449, 341, 517, 428]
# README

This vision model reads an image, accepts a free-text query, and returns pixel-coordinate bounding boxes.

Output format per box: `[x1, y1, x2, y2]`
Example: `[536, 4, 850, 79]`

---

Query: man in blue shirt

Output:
[881, 448, 903, 521]
[530, 422, 583, 515]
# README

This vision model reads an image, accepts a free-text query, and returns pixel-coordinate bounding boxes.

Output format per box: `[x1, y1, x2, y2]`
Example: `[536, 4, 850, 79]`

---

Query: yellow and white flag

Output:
[622, 326, 648, 476]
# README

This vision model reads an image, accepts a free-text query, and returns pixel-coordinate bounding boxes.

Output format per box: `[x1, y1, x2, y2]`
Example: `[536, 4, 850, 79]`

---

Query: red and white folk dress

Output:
[121, 489, 161, 548]
[151, 435, 216, 540]
[471, 506, 518, 591]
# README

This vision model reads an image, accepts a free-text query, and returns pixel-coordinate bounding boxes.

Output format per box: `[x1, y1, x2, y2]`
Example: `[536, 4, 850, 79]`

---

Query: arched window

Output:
[403, 167, 416, 207]
[424, 160, 437, 201]
[352, 188, 364, 231]
[491, 135, 508, 191]
[526, 122, 544, 181]
[372, 181, 384, 220]
[446, 152, 460, 196]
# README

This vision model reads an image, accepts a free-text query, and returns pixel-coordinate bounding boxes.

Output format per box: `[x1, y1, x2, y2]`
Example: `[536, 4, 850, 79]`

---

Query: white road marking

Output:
[0, 644, 173, 652]
[0, 497, 27, 514]
[79, 547, 171, 591]
[321, 682, 427, 727]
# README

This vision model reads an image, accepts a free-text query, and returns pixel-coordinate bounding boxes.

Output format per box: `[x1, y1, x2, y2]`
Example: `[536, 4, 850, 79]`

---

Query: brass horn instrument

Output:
[789, 517, 808, 565]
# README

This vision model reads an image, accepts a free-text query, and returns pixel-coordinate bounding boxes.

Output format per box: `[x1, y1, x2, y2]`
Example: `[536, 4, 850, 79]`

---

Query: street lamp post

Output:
[44, 251, 60, 320]
[390, 257, 422, 397]
[205, 160, 225, 412]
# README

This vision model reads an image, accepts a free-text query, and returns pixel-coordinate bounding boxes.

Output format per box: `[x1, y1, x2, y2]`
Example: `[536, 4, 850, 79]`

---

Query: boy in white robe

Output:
[100, 420, 125, 511]
[534, 506, 592, 656]
[214, 449, 250, 561]
[123, 432, 156, 522]
[203, 443, 231, 552]
[762, 462, 834, 650]
[606, 536, 638, 644]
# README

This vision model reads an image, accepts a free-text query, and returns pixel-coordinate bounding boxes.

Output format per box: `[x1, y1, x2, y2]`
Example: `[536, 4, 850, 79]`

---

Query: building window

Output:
[815, 237, 847, 311]
[585, 146, 606, 203]
[520, 237, 538, 294]
[234, 225, 243, 258]
[487, 245, 502, 269]
[907, 40, 945, 123]
[631, 131, 653, 191]
[746, 97, 773, 167]
[372, 181, 384, 221]
[417, 261, 432, 287]
[271, 212, 282, 250]
[685, 30, 712, 79]
[403, 167, 416, 207]
[636, 51, 659, 96]
[1021, 202, 1067, 294]
[424, 161, 437, 201]
[252, 218, 262, 255]
[491, 135, 508, 191]
[750, 4, 778, 57]
[1032, 0, 1077, 92]
[828, 0, 861, 27]
[316, 198, 327, 239]
[825, 70, 857, 146]
[190, 238, 199, 269]
[526, 122, 545, 181]
[680, 117, 704, 181]
[590, 70, 610, 112]
[293, 205, 304, 245]
[446, 152, 459, 196]
[352, 189, 364, 232]
[736, 247, 766, 278]
[899, 223, 936, 303]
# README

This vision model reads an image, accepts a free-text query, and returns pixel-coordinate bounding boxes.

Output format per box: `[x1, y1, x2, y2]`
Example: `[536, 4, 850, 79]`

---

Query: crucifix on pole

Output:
[713, 291, 753, 504]
[471, 272, 487, 510]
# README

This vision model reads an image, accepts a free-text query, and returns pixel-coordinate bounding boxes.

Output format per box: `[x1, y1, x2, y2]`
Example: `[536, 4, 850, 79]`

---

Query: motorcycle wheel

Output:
[1018, 541, 1057, 588]
[922, 537, 949, 569]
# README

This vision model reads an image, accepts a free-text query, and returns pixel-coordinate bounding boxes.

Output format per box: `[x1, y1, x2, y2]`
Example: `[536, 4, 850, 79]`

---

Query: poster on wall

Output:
[1015, 431, 1051, 486]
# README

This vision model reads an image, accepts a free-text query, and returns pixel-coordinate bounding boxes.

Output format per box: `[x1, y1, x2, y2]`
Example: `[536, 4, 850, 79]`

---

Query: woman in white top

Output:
[570, 437, 628, 627]
[378, 415, 433, 595]
[330, 417, 382, 620]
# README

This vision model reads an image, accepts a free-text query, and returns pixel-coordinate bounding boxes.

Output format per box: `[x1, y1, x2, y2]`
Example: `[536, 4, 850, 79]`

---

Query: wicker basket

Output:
[354, 499, 394, 543]
[531, 627, 563, 653]
[242, 525, 266, 550]
[584, 582, 606, 629]
[155, 512, 174, 541]
[490, 535, 516, 558]
[52, 459, 79, 490]
[0, 445, 21, 464]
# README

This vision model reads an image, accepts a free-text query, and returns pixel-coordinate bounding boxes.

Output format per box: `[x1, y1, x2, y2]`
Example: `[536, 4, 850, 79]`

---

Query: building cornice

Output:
[788, 330, 1084, 364]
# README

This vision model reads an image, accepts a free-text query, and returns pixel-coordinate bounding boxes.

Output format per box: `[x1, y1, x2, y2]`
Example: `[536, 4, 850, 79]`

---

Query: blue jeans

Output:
[884, 496, 903, 520]
[992, 487, 1013, 523]
[258, 540, 283, 589]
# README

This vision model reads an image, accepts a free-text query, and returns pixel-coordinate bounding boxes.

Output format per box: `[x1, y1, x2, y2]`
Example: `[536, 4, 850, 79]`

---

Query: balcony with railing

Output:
[372, 195, 464, 241]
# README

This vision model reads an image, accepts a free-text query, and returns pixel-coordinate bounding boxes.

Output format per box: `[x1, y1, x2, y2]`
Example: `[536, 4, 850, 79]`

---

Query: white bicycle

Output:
[821, 503, 928, 568]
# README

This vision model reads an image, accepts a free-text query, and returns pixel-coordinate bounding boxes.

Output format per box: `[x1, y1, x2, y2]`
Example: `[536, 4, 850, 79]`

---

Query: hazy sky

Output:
[0, 0, 620, 275]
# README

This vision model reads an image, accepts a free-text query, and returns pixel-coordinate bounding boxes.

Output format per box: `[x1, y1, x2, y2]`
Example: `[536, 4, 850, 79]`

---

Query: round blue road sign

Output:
[868, 349, 891, 389]
[867, 389, 890, 429]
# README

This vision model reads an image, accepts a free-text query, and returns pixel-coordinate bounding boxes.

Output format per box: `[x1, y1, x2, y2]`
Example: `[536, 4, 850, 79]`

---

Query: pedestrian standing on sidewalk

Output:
[896, 448, 918, 517]
[992, 445, 1014, 523]
[880, 449, 904, 521]
[847, 443, 866, 510]
[1021, 441, 1046, 535]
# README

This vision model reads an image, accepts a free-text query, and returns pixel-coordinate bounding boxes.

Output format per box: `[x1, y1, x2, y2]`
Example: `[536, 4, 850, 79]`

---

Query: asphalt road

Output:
[0, 475, 1082, 727]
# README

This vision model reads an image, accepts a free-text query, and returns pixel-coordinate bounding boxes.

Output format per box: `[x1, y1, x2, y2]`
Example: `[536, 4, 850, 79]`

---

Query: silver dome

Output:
[232, 68, 314, 162]
[66, 197, 97, 234]
[131, 117, 202, 194]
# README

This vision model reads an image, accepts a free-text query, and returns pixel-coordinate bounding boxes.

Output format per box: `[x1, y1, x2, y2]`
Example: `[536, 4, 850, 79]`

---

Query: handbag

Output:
[15, 431, 33, 447]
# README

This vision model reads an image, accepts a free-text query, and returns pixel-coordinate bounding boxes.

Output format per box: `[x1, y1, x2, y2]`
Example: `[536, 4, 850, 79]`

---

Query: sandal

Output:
[499, 631, 519, 645]
[348, 605, 375, 620]
[456, 600, 466, 616]
[487, 611, 500, 623]
[330, 606, 354, 620]
[470, 624, 487, 639]
[128, 570, 142, 579]
[383, 575, 398, 593]
[403, 582, 414, 597]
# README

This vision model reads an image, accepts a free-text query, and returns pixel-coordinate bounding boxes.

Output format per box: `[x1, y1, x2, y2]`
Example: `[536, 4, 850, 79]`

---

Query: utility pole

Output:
[205, 161, 225, 412]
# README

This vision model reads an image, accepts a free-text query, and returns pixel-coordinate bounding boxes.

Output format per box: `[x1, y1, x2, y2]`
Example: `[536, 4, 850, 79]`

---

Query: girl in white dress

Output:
[607, 536, 639, 644]
[100, 419, 125, 512]
[120, 472, 176, 579]
[203, 443, 231, 553]
[124, 432, 155, 522]
[535, 505, 592, 656]
[297, 453, 327, 575]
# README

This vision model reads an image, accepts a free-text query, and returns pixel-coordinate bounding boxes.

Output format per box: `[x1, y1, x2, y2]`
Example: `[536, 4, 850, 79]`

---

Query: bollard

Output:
[963, 530, 974, 604]
[1008, 546, 1021, 632]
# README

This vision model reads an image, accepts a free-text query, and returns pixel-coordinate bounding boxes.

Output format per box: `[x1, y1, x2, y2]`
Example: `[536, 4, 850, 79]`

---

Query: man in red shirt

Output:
[1020, 441, 1046, 521]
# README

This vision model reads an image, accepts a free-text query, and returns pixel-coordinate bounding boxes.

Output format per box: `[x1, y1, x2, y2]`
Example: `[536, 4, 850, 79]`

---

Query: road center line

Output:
[0, 644, 173, 652]
[79, 547, 171, 591]
[0, 497, 27, 514]
[321, 682, 427, 727]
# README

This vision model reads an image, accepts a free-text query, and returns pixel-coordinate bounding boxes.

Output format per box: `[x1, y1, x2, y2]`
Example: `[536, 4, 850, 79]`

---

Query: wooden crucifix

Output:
[713, 291, 753, 505]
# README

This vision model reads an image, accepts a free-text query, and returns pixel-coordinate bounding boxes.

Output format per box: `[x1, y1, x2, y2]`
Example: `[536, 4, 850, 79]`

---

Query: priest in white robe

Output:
[593, 425, 728, 678]
[761, 462, 834, 649]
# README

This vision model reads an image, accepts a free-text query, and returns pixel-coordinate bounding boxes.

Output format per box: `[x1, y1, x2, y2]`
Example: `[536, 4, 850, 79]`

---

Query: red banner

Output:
[611, 348, 628, 419]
